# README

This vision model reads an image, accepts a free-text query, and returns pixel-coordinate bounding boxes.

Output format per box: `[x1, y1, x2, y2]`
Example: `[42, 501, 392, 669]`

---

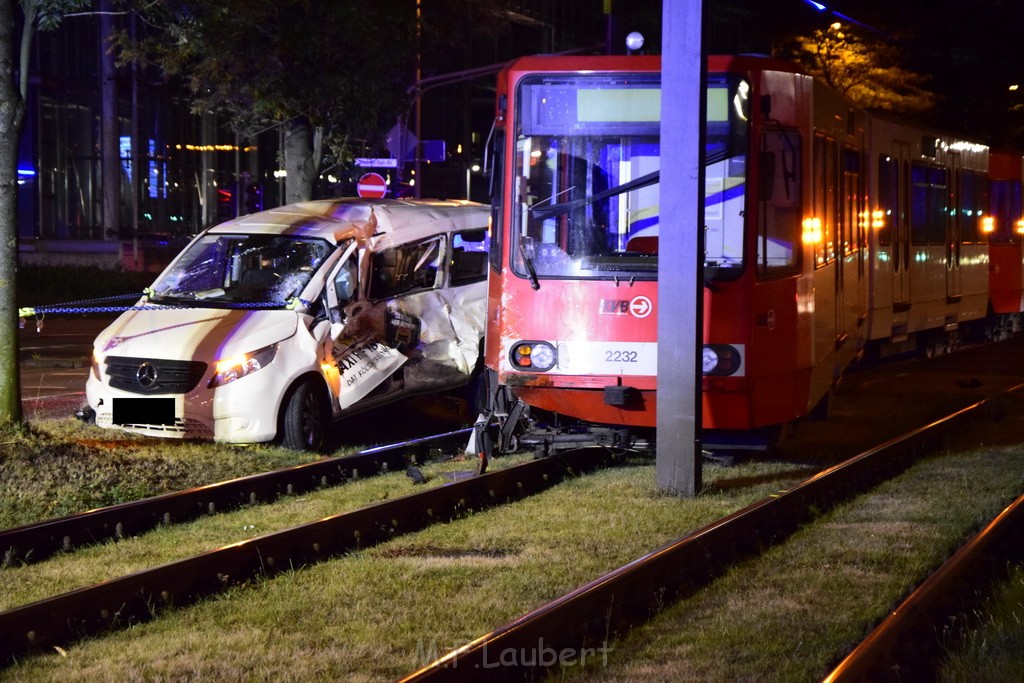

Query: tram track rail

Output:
[824, 490, 1024, 682]
[0, 427, 473, 566]
[402, 385, 1024, 681]
[0, 444, 617, 664]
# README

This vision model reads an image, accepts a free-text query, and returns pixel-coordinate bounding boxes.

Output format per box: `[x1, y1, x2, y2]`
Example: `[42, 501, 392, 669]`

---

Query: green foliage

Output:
[115, 0, 513, 172]
[781, 23, 938, 115]
[24, 0, 91, 32]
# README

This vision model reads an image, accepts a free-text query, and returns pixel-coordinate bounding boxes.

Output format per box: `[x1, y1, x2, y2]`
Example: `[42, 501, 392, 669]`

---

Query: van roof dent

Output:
[207, 198, 488, 246]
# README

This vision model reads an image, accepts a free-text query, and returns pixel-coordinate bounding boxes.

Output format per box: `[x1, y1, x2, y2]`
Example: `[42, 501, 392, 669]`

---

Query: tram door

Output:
[947, 153, 963, 300]
[838, 145, 864, 339]
[891, 141, 911, 306]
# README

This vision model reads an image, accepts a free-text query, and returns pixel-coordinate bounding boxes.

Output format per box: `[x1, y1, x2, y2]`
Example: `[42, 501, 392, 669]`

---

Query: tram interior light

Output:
[802, 217, 823, 244]
[871, 210, 884, 230]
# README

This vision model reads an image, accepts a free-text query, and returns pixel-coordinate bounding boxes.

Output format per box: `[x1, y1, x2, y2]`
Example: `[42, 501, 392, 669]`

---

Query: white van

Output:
[83, 198, 491, 450]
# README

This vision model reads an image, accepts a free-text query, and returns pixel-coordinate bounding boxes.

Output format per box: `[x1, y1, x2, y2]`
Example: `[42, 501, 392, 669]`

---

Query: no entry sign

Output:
[357, 172, 388, 198]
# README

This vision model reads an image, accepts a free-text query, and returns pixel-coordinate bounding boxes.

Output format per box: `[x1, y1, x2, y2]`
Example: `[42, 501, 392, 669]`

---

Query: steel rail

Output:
[823, 491, 1024, 682]
[1, 427, 473, 565]
[401, 387, 1021, 682]
[0, 446, 614, 664]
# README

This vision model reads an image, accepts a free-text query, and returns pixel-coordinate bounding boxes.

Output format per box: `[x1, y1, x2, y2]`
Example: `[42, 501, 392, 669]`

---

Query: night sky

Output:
[792, 0, 1024, 145]
[611, 0, 1024, 146]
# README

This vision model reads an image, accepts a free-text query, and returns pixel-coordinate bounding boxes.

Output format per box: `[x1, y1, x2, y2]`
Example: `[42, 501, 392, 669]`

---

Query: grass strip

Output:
[937, 561, 1024, 681]
[1, 458, 813, 681]
[562, 440, 1024, 680]
[0, 420, 319, 530]
[1, 416, 1021, 680]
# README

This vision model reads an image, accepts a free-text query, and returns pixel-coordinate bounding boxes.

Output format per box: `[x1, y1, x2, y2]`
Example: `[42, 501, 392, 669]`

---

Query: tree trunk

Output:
[0, 0, 26, 423]
[100, 0, 119, 240]
[283, 117, 315, 204]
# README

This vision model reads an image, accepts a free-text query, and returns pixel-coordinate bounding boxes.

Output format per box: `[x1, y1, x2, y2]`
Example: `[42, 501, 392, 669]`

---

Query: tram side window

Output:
[841, 148, 862, 256]
[811, 134, 836, 267]
[877, 155, 897, 247]
[911, 163, 947, 245]
[757, 129, 801, 277]
[369, 237, 443, 300]
[959, 170, 989, 244]
[990, 178, 1022, 244]
[488, 131, 505, 273]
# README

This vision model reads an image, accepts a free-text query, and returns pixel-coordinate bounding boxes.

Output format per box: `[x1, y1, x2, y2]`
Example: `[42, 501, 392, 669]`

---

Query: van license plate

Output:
[112, 398, 176, 426]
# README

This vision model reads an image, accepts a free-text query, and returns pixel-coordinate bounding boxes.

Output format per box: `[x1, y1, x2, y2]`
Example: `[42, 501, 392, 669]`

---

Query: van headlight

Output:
[209, 344, 278, 387]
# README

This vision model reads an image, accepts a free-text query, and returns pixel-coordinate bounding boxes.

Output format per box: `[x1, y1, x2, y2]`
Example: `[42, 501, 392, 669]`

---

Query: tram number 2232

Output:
[579, 342, 656, 375]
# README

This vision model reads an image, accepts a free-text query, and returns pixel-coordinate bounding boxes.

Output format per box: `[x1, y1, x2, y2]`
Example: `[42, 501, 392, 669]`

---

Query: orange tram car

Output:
[478, 53, 1024, 456]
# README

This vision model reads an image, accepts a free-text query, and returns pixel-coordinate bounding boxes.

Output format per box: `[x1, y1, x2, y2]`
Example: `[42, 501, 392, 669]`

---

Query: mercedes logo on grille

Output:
[136, 362, 159, 388]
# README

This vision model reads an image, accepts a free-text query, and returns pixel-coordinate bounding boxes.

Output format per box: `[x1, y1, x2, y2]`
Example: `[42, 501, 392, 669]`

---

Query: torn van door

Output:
[322, 214, 488, 412]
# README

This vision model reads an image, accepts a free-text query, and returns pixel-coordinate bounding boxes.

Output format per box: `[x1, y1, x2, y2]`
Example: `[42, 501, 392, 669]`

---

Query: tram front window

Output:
[512, 73, 749, 283]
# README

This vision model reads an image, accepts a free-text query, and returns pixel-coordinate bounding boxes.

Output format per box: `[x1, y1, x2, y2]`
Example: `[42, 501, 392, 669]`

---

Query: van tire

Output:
[281, 378, 329, 452]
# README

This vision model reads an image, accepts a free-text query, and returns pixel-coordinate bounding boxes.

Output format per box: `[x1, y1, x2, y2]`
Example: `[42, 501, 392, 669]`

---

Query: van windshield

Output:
[149, 233, 335, 306]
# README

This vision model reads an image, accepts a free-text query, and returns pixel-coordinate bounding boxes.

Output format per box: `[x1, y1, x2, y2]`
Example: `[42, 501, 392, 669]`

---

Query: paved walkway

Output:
[18, 315, 112, 421]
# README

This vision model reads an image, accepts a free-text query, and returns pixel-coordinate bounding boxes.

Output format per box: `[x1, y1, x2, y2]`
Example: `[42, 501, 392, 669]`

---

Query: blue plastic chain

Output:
[18, 291, 312, 319]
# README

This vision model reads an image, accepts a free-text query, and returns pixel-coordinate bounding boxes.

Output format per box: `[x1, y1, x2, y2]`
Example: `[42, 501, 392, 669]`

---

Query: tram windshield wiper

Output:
[518, 241, 541, 290]
[529, 170, 661, 221]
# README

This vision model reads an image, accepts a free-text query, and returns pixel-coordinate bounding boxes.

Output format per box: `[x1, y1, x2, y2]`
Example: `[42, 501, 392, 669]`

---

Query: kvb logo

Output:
[599, 296, 653, 319]
[599, 299, 631, 315]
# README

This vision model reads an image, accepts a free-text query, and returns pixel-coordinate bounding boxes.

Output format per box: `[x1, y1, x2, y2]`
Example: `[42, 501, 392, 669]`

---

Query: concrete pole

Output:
[656, 0, 705, 496]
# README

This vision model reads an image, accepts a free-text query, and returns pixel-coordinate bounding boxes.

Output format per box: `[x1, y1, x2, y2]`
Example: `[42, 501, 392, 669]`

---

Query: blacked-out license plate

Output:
[112, 398, 176, 426]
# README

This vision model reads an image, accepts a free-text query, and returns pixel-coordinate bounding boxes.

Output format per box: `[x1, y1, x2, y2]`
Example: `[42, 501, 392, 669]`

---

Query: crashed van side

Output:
[83, 198, 490, 450]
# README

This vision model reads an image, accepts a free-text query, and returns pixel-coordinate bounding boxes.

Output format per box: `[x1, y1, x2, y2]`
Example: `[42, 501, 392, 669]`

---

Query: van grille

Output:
[105, 356, 208, 394]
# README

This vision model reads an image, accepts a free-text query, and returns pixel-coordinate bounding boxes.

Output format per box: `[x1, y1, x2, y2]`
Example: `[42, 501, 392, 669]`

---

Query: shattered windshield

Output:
[150, 233, 335, 306]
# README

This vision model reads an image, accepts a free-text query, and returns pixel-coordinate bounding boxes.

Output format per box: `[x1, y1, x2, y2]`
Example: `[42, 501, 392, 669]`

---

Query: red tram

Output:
[987, 149, 1024, 338]
[480, 53, 1022, 455]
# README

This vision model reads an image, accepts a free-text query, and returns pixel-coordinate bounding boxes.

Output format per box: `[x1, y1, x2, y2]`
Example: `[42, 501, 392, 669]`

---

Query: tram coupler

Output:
[520, 426, 635, 459]
[471, 410, 493, 475]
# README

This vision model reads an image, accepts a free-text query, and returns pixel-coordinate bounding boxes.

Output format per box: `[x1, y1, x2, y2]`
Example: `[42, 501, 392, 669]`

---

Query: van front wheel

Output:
[281, 379, 329, 451]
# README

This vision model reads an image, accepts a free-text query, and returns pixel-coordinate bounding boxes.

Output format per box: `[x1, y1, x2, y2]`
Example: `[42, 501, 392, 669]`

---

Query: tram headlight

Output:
[510, 341, 557, 372]
[702, 344, 741, 376]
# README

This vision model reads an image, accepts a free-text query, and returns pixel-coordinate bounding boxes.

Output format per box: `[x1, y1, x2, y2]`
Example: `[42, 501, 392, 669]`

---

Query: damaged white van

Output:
[83, 198, 490, 450]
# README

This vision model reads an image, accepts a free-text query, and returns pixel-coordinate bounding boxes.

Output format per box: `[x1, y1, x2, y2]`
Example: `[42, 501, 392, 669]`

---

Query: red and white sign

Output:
[629, 295, 652, 318]
[357, 172, 388, 198]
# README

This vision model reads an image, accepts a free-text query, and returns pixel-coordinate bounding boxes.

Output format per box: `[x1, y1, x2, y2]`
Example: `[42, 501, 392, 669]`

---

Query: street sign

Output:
[356, 172, 388, 198]
[421, 140, 446, 162]
[354, 157, 398, 168]
[386, 121, 417, 162]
